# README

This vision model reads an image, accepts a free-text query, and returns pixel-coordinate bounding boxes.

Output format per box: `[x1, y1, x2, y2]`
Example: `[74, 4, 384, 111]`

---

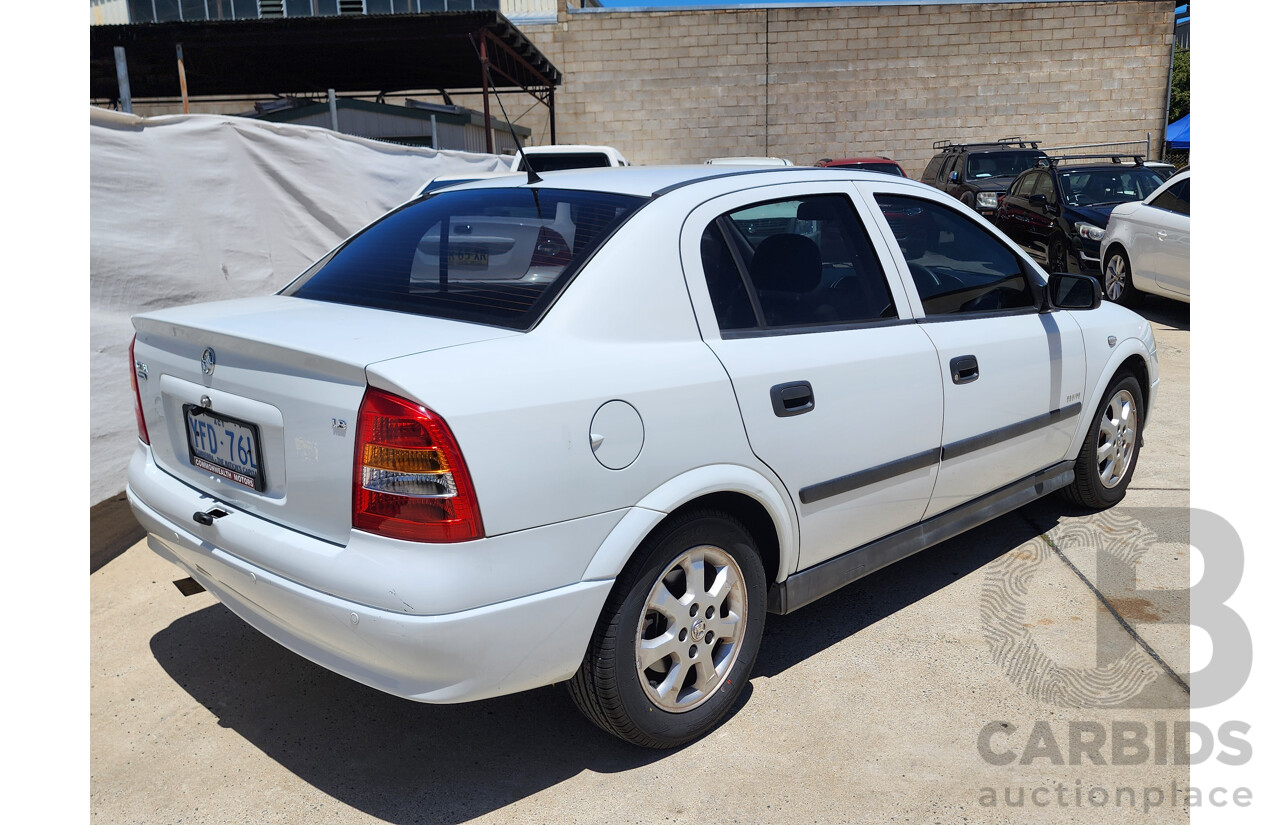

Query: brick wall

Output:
[521, 1, 1173, 176]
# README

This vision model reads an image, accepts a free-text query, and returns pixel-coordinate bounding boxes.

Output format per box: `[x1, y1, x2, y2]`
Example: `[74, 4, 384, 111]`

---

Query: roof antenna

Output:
[470, 33, 542, 185]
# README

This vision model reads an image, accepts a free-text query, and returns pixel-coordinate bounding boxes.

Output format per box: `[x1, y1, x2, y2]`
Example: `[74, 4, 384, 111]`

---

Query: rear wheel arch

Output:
[660, 492, 781, 587]
[581, 465, 796, 584]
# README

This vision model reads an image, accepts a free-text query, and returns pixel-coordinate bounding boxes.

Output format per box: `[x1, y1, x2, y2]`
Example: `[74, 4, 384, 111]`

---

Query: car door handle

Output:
[1157, 230, 1169, 240]
[770, 381, 815, 417]
[950, 355, 979, 384]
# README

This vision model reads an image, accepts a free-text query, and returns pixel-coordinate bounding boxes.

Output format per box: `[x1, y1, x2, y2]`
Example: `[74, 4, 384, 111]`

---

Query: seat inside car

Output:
[748, 233, 837, 326]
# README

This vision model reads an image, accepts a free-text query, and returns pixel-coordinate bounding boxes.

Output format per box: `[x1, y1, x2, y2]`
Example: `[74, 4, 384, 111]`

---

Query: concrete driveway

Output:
[91, 297, 1191, 824]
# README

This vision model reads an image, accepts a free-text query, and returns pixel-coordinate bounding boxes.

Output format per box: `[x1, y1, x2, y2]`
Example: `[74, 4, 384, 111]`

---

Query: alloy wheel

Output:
[635, 544, 747, 713]
[1096, 388, 1139, 488]
[1104, 254, 1128, 301]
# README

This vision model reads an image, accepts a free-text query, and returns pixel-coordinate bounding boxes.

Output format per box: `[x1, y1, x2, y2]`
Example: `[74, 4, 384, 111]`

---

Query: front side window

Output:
[700, 194, 897, 332]
[874, 194, 1037, 316]
[1030, 171, 1056, 202]
[284, 188, 644, 330]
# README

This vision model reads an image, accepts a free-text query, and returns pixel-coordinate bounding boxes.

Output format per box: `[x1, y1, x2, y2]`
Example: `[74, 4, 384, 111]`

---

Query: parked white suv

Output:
[127, 166, 1157, 748]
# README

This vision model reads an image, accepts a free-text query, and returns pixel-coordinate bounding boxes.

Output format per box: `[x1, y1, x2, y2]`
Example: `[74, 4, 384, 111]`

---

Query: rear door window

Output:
[284, 188, 644, 330]
[701, 194, 897, 332]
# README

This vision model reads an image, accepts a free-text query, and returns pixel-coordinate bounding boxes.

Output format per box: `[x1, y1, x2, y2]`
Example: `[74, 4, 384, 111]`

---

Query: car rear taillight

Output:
[129, 335, 149, 445]
[352, 387, 483, 543]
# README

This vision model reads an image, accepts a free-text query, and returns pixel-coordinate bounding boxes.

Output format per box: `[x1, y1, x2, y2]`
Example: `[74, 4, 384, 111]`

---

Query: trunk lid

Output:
[132, 295, 518, 544]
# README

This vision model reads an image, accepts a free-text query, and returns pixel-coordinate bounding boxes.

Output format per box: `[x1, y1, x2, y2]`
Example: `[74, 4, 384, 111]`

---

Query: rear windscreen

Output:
[284, 188, 645, 330]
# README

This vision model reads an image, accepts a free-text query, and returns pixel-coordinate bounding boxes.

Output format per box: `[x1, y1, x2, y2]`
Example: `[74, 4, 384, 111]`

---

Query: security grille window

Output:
[285, 0, 340, 14]
[700, 195, 897, 333]
[152, 0, 181, 19]
[874, 194, 1037, 316]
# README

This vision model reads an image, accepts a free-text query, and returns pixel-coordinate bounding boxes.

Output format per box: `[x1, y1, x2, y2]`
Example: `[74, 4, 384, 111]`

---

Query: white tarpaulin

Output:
[90, 107, 511, 505]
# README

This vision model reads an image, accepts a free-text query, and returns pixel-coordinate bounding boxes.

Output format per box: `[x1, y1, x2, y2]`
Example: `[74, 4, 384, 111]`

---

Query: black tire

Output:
[569, 510, 767, 748]
[1048, 234, 1070, 274]
[1102, 246, 1142, 307]
[1062, 373, 1144, 509]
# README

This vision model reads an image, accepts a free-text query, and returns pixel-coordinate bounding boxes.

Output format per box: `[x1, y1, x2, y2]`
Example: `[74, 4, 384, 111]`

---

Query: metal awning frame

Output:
[91, 12, 560, 151]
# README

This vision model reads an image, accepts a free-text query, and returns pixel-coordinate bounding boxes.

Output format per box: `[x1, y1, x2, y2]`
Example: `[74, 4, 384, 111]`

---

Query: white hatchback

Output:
[127, 166, 1158, 748]
[1099, 170, 1191, 305]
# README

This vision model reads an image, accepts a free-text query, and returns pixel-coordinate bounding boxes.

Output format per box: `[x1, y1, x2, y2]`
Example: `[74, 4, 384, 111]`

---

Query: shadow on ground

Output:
[1138, 295, 1189, 331]
[150, 505, 1063, 824]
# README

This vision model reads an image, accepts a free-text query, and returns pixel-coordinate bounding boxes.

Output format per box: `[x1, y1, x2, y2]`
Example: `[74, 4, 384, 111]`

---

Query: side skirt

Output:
[766, 461, 1075, 615]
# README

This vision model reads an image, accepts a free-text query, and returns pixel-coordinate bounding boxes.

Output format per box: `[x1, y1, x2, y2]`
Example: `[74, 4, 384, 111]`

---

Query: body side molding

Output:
[768, 460, 1074, 614]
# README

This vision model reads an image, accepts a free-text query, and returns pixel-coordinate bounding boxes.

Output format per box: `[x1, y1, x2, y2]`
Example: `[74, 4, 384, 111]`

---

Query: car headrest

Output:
[795, 200, 842, 221]
[750, 234, 822, 293]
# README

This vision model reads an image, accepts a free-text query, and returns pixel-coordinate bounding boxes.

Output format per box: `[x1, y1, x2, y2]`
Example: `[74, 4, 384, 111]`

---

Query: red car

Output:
[815, 156, 909, 177]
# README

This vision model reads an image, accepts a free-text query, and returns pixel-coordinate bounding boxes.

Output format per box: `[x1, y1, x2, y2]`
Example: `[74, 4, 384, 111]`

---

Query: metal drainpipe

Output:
[113, 47, 132, 114]
[328, 89, 339, 132]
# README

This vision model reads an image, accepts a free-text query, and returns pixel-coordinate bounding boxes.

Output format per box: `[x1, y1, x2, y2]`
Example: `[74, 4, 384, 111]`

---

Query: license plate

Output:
[449, 246, 488, 267]
[183, 405, 265, 491]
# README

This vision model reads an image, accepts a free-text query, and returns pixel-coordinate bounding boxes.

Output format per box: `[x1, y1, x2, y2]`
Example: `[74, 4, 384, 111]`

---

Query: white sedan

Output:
[127, 166, 1158, 748]
[1099, 170, 1191, 305]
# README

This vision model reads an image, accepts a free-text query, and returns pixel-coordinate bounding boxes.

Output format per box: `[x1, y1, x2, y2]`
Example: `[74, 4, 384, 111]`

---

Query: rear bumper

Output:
[127, 449, 615, 703]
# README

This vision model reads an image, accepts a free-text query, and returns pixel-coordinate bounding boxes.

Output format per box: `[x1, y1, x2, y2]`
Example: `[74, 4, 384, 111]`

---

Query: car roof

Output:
[433, 164, 934, 199]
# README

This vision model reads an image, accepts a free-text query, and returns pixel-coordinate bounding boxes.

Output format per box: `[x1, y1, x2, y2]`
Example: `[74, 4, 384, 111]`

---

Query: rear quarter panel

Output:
[365, 200, 767, 538]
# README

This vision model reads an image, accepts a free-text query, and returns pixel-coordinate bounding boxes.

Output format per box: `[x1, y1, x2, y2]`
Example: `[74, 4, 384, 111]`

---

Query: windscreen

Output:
[966, 152, 1046, 179]
[1057, 167, 1167, 206]
[284, 187, 645, 330]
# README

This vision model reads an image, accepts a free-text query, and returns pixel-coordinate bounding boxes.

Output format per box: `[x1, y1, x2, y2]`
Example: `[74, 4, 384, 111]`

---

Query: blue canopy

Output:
[1166, 113, 1190, 149]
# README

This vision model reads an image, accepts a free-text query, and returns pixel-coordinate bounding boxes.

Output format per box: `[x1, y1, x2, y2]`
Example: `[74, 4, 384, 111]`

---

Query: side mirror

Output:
[1028, 193, 1048, 207]
[1044, 272, 1102, 311]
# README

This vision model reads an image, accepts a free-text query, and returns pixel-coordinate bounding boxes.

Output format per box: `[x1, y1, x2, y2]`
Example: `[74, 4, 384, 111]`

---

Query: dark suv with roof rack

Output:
[921, 138, 1048, 220]
[993, 155, 1167, 277]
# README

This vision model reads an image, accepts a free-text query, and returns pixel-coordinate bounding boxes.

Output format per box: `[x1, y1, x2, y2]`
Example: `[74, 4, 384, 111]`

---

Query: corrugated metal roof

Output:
[90, 11, 560, 101]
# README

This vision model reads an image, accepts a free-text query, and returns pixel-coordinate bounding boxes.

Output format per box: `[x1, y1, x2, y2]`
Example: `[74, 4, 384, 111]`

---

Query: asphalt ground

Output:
[91, 296, 1191, 824]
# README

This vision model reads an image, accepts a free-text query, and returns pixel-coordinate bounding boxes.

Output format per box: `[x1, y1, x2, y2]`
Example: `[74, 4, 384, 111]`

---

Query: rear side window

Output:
[874, 194, 1036, 316]
[700, 194, 897, 332]
[284, 188, 644, 330]
[922, 155, 944, 182]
